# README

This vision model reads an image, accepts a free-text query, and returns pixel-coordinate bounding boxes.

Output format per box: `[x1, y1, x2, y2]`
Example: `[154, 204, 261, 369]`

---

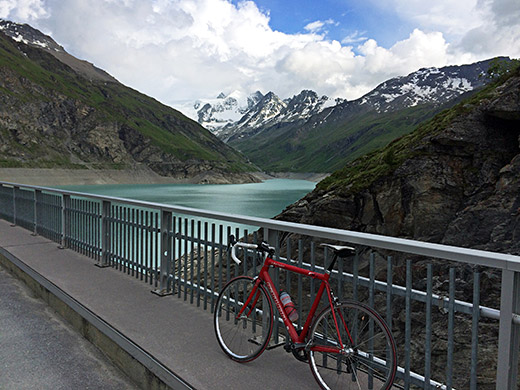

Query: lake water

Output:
[59, 179, 316, 219]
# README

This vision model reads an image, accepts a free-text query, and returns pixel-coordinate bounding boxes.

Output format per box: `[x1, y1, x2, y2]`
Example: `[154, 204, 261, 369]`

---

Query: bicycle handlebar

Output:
[230, 241, 258, 264]
[229, 235, 275, 265]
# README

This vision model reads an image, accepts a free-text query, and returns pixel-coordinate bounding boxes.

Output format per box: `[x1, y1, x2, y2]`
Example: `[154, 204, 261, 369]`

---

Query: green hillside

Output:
[230, 102, 453, 173]
[0, 31, 254, 175]
[318, 64, 520, 195]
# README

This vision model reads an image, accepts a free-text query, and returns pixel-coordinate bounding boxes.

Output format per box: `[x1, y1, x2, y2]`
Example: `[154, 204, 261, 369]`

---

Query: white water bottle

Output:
[280, 292, 299, 322]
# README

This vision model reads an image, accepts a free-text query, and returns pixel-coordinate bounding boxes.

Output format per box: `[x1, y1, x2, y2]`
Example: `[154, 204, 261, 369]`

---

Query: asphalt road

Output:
[0, 266, 139, 390]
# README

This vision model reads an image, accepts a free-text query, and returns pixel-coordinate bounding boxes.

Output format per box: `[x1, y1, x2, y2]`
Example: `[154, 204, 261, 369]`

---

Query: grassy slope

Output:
[0, 33, 253, 171]
[231, 103, 449, 173]
[316, 67, 520, 195]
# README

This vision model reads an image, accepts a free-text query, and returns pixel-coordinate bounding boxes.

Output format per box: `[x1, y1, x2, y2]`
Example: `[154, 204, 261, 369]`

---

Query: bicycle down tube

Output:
[256, 254, 345, 349]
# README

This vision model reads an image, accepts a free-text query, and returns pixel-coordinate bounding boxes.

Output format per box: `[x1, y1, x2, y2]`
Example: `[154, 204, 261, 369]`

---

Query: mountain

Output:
[225, 59, 502, 173]
[218, 90, 332, 142]
[0, 19, 117, 83]
[180, 90, 263, 134]
[0, 20, 257, 183]
[278, 65, 520, 252]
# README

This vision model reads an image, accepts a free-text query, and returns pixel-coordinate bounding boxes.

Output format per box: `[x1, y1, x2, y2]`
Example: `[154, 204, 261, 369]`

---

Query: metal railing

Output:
[1, 180, 519, 389]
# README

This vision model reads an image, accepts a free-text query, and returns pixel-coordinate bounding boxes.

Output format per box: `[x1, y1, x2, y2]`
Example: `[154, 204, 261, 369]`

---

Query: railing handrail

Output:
[2, 180, 519, 271]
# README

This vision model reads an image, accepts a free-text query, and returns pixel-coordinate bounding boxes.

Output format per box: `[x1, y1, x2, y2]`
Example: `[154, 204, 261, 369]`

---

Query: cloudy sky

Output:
[1, 0, 519, 113]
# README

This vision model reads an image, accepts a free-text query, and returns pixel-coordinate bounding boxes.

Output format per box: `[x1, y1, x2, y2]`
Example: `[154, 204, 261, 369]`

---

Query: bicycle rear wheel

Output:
[308, 301, 397, 390]
[214, 276, 273, 362]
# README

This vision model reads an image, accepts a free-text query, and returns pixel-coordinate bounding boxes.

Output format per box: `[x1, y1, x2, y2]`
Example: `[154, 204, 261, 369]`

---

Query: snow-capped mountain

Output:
[217, 90, 331, 141]
[183, 88, 332, 138]
[0, 19, 63, 51]
[190, 59, 498, 144]
[0, 19, 117, 83]
[180, 90, 263, 133]
[357, 61, 493, 113]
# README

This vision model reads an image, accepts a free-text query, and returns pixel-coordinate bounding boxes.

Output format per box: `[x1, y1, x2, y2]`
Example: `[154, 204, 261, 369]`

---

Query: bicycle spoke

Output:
[214, 276, 273, 362]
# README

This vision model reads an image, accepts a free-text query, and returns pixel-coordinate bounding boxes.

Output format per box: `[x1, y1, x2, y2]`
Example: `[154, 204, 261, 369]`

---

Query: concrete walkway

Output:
[0, 219, 319, 389]
[0, 266, 139, 390]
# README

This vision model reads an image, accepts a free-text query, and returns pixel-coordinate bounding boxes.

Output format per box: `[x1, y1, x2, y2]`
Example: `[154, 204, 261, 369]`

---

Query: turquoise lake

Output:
[59, 179, 316, 219]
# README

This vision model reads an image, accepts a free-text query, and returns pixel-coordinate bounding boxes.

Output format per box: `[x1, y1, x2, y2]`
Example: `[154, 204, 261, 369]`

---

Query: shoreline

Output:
[0, 168, 329, 186]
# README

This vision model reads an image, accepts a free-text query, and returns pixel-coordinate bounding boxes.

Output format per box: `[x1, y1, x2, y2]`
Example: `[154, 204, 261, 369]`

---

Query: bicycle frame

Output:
[239, 253, 350, 353]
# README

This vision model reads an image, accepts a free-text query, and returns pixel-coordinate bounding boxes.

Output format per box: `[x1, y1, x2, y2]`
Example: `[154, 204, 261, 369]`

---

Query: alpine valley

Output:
[186, 58, 505, 173]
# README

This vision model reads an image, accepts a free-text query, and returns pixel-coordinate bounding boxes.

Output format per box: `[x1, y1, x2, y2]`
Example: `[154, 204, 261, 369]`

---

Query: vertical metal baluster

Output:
[338, 255, 343, 302]
[218, 224, 223, 293]
[154, 212, 159, 287]
[273, 231, 280, 343]
[131, 208, 135, 277]
[203, 221, 208, 310]
[470, 272, 480, 390]
[123, 207, 128, 274]
[234, 227, 240, 279]
[184, 218, 188, 301]
[170, 215, 176, 294]
[210, 223, 216, 311]
[284, 238, 292, 351]
[119, 206, 124, 272]
[446, 268, 455, 390]
[150, 211, 155, 284]
[197, 220, 202, 307]
[226, 226, 231, 284]
[286, 237, 292, 295]
[190, 219, 195, 304]
[369, 252, 375, 390]
[242, 229, 248, 278]
[297, 239, 303, 329]
[252, 231, 258, 277]
[177, 216, 183, 298]
[386, 256, 393, 331]
[138, 210, 143, 279]
[353, 248, 359, 303]
[386, 255, 393, 379]
[310, 242, 315, 311]
[425, 264, 433, 389]
[405, 259, 412, 389]
[128, 207, 132, 275]
[144, 211, 149, 282]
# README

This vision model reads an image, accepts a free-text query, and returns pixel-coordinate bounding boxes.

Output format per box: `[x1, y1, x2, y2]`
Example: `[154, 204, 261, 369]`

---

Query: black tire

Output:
[214, 276, 273, 362]
[308, 301, 397, 390]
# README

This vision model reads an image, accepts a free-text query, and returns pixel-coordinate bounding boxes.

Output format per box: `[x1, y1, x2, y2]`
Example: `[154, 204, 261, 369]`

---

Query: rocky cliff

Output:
[278, 67, 520, 254]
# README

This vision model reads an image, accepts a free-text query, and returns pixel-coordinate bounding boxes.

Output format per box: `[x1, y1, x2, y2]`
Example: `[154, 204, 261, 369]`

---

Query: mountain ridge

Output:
[0, 20, 257, 184]
[223, 58, 503, 172]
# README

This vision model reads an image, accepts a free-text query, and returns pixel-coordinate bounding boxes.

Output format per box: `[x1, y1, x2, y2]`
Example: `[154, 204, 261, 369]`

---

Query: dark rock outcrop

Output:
[278, 71, 520, 255]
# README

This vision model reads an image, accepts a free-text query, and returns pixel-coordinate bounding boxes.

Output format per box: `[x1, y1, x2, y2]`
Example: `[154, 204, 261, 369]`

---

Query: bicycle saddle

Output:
[321, 244, 356, 258]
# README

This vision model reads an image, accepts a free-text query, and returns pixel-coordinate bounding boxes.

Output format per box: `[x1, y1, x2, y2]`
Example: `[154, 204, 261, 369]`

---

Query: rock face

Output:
[278, 70, 520, 255]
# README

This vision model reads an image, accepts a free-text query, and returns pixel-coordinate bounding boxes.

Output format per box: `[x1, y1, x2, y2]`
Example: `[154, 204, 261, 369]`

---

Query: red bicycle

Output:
[214, 236, 397, 390]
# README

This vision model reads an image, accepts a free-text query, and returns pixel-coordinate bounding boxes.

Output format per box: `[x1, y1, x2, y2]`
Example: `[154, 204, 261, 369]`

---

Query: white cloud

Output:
[304, 19, 336, 34]
[0, 0, 518, 116]
[0, 0, 48, 20]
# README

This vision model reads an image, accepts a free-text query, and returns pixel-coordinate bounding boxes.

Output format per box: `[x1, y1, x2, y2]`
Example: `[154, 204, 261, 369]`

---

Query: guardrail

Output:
[1, 180, 519, 389]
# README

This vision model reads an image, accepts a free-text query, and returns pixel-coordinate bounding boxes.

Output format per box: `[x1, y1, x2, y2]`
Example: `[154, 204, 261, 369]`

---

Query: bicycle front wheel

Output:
[309, 301, 397, 390]
[214, 276, 273, 362]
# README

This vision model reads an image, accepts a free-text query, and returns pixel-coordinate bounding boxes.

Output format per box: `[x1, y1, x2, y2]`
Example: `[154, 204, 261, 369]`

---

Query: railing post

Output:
[59, 194, 70, 249]
[496, 269, 520, 389]
[32, 189, 41, 236]
[11, 185, 18, 226]
[96, 200, 111, 268]
[152, 209, 173, 296]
